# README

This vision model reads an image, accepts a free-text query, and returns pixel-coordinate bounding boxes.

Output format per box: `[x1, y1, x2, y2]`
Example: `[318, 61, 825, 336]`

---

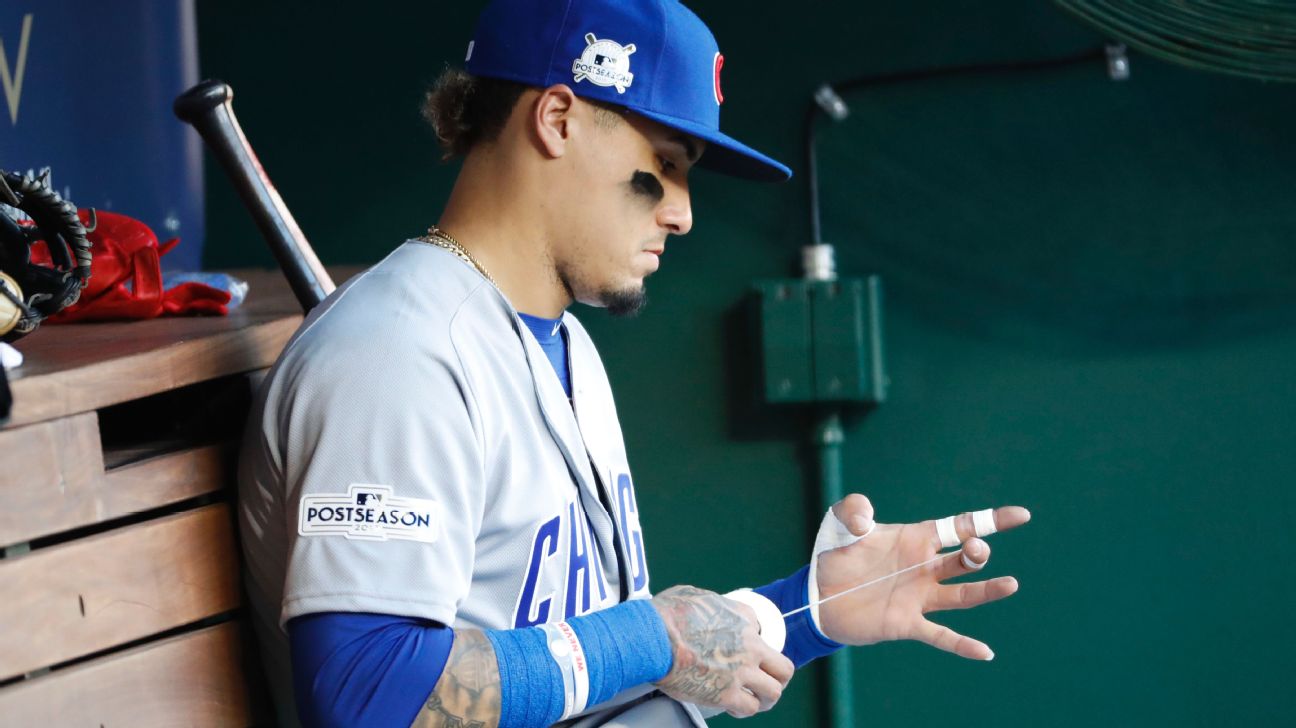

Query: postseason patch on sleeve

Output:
[299, 484, 442, 543]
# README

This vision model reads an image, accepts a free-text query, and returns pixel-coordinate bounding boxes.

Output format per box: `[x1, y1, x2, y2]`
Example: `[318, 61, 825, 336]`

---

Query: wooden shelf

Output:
[3, 269, 306, 430]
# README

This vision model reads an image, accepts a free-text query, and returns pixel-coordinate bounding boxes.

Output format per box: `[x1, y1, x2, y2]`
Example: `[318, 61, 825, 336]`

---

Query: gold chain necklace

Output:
[415, 226, 496, 286]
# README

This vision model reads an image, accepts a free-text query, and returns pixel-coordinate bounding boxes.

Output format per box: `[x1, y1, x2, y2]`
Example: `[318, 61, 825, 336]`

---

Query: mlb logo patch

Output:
[299, 484, 442, 543]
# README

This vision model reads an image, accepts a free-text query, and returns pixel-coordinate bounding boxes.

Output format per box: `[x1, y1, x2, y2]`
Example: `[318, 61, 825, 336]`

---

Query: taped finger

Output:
[808, 505, 875, 634]
[960, 537, 989, 571]
[972, 508, 997, 538]
[935, 516, 960, 549]
[934, 508, 1004, 549]
[934, 539, 989, 581]
[831, 493, 876, 536]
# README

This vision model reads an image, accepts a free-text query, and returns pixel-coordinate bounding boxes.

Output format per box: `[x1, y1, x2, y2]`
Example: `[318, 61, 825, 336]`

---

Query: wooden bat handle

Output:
[174, 80, 335, 312]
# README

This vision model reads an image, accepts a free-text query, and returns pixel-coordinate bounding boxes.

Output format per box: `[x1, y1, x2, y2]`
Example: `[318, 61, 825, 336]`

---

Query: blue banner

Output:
[0, 0, 204, 270]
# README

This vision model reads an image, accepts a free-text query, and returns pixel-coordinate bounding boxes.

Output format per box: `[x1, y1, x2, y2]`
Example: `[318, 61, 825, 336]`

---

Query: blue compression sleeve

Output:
[568, 598, 673, 708]
[754, 565, 844, 667]
[289, 612, 454, 727]
[487, 598, 673, 726]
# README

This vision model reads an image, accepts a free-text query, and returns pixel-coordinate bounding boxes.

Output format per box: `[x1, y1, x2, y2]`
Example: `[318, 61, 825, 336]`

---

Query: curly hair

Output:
[422, 69, 529, 160]
[422, 68, 624, 159]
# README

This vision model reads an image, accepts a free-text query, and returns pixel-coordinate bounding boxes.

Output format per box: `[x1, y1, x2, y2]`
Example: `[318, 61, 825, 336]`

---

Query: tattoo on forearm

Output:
[653, 586, 747, 705]
[409, 630, 501, 728]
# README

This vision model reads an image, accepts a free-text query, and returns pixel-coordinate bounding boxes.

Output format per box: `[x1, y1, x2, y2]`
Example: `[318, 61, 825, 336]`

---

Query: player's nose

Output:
[658, 184, 694, 236]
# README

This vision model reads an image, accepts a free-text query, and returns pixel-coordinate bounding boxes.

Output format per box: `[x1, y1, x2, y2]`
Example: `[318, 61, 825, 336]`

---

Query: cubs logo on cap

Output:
[464, 0, 791, 182]
[713, 52, 725, 105]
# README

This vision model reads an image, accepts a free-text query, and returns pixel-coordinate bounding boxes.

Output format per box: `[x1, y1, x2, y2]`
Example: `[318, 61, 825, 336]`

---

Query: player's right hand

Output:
[649, 585, 794, 718]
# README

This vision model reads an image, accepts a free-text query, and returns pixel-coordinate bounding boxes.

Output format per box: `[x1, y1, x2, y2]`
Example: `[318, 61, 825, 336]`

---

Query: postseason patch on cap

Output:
[299, 484, 442, 543]
[572, 33, 636, 94]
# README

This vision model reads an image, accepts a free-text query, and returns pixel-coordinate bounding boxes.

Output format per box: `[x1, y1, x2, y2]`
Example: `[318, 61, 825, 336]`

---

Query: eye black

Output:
[630, 170, 665, 202]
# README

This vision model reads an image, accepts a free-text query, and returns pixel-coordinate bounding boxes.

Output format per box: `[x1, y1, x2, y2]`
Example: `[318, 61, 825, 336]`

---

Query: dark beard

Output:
[555, 257, 647, 317]
[601, 285, 646, 317]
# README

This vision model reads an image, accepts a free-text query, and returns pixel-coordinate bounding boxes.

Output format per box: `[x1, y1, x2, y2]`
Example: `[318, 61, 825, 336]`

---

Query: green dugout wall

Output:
[199, 1, 1296, 724]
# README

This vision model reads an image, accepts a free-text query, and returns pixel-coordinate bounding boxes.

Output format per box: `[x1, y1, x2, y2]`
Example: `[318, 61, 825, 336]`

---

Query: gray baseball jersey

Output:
[238, 241, 695, 726]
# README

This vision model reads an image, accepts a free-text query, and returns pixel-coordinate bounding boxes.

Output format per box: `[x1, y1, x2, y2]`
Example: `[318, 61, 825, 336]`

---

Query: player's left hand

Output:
[814, 494, 1030, 660]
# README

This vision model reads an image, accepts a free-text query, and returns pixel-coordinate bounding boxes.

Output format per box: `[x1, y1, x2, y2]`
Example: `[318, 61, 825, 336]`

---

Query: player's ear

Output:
[532, 84, 577, 159]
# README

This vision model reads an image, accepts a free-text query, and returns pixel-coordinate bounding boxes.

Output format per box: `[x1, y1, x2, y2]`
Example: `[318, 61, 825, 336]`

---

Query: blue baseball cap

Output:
[463, 0, 791, 182]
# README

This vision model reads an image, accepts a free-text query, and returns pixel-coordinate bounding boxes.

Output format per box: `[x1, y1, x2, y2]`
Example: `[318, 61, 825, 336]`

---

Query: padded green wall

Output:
[199, 1, 1296, 724]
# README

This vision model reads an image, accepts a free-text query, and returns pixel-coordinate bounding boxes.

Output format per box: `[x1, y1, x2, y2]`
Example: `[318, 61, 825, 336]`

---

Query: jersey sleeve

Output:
[275, 313, 487, 627]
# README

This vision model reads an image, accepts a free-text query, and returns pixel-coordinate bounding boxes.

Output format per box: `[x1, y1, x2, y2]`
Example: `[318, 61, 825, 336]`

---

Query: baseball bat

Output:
[174, 80, 335, 312]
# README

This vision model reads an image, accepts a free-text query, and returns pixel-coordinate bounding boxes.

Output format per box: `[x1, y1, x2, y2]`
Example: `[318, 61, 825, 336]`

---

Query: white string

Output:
[782, 552, 952, 618]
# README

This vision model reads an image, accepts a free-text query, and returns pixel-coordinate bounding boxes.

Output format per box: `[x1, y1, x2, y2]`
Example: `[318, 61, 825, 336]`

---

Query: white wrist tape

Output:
[935, 516, 960, 549]
[973, 508, 997, 538]
[540, 621, 590, 719]
[724, 588, 786, 652]
[807, 508, 872, 633]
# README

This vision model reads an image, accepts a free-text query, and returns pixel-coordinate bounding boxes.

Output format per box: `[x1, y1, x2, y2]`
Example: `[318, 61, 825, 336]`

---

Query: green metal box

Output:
[811, 277, 886, 404]
[751, 280, 814, 403]
[751, 276, 886, 406]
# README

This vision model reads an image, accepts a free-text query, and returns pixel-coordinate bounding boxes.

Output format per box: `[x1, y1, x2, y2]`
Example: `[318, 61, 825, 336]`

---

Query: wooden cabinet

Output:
[0, 270, 304, 726]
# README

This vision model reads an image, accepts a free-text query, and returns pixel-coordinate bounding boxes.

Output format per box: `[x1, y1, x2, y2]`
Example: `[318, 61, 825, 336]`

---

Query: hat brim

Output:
[632, 107, 792, 183]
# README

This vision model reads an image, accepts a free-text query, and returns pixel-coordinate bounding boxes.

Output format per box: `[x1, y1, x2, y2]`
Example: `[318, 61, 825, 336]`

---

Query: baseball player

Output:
[237, 1, 1031, 726]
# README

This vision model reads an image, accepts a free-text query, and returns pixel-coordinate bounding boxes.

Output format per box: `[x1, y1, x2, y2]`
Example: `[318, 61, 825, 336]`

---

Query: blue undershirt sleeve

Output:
[289, 612, 453, 728]
[290, 600, 674, 728]
[754, 565, 844, 667]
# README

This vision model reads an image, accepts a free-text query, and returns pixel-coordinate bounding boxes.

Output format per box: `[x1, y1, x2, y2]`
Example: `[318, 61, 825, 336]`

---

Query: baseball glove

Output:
[0, 168, 93, 341]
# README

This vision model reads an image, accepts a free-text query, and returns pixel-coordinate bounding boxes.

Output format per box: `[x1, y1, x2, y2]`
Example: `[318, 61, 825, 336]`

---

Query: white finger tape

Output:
[808, 508, 872, 632]
[816, 508, 874, 552]
[960, 551, 986, 571]
[724, 589, 786, 652]
[936, 516, 960, 549]
[972, 509, 997, 538]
